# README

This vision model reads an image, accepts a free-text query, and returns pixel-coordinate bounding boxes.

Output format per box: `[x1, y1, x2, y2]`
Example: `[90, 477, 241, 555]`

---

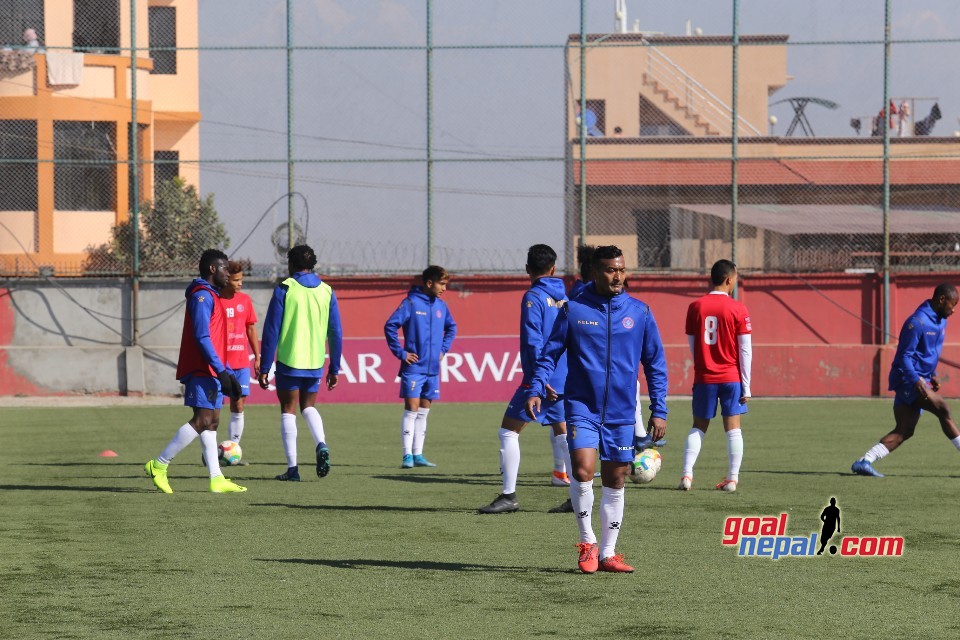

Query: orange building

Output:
[0, 0, 199, 275]
[566, 33, 960, 273]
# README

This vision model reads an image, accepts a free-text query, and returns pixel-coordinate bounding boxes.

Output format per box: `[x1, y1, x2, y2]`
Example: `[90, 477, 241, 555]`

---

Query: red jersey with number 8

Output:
[685, 292, 752, 384]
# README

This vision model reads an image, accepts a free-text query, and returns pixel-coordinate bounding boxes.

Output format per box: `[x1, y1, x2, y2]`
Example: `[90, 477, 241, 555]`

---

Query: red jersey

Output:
[175, 280, 227, 379]
[685, 292, 752, 384]
[221, 291, 258, 370]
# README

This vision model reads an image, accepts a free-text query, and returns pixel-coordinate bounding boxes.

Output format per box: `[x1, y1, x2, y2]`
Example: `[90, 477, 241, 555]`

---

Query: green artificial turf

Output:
[2, 399, 959, 639]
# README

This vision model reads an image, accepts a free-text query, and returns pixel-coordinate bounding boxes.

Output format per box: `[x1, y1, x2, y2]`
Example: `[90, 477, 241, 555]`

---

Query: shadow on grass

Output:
[18, 461, 298, 468]
[753, 468, 960, 479]
[751, 469, 853, 477]
[0, 483, 142, 493]
[251, 502, 473, 513]
[17, 462, 149, 467]
[371, 473, 497, 485]
[258, 557, 570, 573]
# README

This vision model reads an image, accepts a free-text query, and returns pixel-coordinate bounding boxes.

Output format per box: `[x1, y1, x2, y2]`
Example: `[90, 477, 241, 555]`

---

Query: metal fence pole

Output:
[286, 0, 295, 251]
[882, 0, 892, 344]
[130, 0, 140, 345]
[426, 0, 434, 265]
[731, 0, 740, 293]
[578, 0, 587, 245]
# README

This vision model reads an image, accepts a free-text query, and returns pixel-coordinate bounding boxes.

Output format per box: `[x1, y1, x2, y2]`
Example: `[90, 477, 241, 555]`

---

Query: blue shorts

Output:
[226, 366, 251, 398]
[692, 382, 748, 419]
[182, 375, 222, 410]
[275, 371, 320, 394]
[567, 419, 634, 463]
[504, 386, 565, 425]
[892, 379, 928, 408]
[399, 373, 440, 400]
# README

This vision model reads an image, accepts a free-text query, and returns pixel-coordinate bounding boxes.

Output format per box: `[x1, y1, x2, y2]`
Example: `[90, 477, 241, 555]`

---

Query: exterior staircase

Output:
[640, 41, 762, 138]
[641, 72, 720, 136]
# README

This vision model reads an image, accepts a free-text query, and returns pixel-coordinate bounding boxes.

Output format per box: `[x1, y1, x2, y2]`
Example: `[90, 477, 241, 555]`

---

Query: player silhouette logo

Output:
[817, 497, 841, 555]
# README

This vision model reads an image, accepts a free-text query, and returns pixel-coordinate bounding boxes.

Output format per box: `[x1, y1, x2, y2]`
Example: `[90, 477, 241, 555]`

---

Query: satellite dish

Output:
[271, 221, 306, 262]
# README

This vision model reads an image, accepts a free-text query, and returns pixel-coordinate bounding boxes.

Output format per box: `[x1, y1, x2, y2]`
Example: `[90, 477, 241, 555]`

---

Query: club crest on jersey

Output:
[622, 317, 635, 329]
[237, 304, 245, 313]
[436, 310, 442, 318]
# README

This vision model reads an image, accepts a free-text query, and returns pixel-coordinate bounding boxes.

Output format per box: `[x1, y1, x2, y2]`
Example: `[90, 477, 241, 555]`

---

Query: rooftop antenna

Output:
[615, 0, 627, 34]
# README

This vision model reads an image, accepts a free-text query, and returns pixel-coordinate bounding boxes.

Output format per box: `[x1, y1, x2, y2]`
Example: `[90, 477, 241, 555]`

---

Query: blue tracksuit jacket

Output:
[889, 300, 946, 389]
[519, 277, 568, 392]
[568, 279, 590, 300]
[385, 286, 457, 376]
[529, 284, 668, 426]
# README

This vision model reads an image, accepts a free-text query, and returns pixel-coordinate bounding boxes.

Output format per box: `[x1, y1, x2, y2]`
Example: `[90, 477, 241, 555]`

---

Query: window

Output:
[73, 0, 119, 54]
[0, 120, 37, 211]
[154, 150, 180, 187]
[0, 1, 44, 49]
[584, 99, 606, 136]
[148, 6, 177, 74]
[54, 121, 116, 211]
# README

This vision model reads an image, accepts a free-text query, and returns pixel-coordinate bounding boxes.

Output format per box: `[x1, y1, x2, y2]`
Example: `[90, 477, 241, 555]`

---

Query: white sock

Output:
[682, 428, 705, 477]
[281, 413, 298, 468]
[199, 430, 222, 478]
[599, 486, 625, 560]
[571, 478, 596, 544]
[952, 436, 960, 451]
[302, 406, 326, 446]
[551, 432, 569, 474]
[498, 428, 521, 494]
[157, 423, 198, 464]
[401, 410, 416, 455]
[862, 443, 890, 463]
[726, 428, 743, 482]
[413, 408, 430, 455]
[634, 384, 647, 437]
[229, 412, 244, 442]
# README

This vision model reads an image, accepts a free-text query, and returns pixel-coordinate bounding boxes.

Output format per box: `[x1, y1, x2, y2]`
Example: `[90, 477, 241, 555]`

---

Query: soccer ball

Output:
[629, 449, 661, 484]
[218, 440, 242, 466]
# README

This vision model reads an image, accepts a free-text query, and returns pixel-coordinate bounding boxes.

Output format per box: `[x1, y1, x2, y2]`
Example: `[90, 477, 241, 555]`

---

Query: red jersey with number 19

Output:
[685, 292, 752, 384]
[221, 291, 258, 370]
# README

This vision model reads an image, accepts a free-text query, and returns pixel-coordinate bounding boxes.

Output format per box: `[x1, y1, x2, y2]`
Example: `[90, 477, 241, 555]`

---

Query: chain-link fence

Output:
[1, 0, 959, 280]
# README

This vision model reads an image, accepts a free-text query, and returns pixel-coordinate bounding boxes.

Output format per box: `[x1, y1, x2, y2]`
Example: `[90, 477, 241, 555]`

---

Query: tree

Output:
[84, 178, 230, 275]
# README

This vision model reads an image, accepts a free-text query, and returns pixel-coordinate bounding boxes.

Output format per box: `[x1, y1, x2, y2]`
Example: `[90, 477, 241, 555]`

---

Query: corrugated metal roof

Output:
[673, 203, 960, 234]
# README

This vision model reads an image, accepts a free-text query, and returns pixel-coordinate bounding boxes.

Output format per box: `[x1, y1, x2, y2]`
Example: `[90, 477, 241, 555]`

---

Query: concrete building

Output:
[566, 32, 960, 273]
[0, 0, 199, 275]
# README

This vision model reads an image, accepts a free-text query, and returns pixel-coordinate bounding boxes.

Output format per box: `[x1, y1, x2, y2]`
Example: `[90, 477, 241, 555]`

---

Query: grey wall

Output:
[0, 278, 276, 396]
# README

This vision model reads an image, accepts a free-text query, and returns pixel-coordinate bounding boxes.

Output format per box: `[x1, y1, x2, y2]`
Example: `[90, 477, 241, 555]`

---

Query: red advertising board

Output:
[246, 336, 525, 404]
